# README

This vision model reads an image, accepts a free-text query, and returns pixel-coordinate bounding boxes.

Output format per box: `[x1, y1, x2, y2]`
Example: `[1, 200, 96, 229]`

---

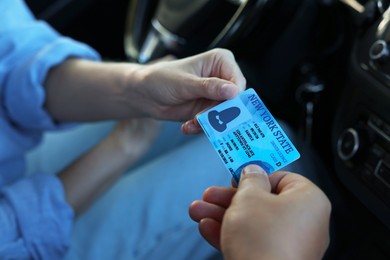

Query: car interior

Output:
[25, 0, 390, 258]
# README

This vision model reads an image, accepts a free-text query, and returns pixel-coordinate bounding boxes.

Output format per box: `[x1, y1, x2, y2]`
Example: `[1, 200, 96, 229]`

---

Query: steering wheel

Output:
[124, 0, 273, 63]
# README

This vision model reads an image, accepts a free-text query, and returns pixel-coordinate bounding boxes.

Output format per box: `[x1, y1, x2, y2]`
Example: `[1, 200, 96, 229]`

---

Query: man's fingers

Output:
[189, 200, 226, 223]
[198, 218, 222, 251]
[202, 186, 236, 208]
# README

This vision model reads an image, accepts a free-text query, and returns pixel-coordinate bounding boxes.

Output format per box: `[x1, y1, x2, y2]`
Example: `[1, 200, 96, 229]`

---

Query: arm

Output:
[58, 119, 159, 215]
[44, 49, 246, 131]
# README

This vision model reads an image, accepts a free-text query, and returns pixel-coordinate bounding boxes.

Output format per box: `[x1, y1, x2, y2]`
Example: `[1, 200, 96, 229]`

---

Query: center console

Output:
[333, 3, 390, 229]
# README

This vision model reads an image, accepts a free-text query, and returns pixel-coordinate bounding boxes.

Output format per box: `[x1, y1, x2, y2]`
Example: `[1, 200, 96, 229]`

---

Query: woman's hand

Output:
[129, 48, 246, 133]
[189, 165, 331, 260]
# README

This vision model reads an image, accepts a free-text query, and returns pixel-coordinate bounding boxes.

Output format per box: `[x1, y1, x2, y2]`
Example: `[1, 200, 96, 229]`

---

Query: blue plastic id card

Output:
[197, 88, 300, 183]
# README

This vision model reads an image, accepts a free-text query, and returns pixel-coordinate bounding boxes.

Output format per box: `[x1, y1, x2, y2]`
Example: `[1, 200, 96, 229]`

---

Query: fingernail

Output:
[220, 84, 236, 99]
[242, 164, 267, 176]
[182, 121, 195, 133]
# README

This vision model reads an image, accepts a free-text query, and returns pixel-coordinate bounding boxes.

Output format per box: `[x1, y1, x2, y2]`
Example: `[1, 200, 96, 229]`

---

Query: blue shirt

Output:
[0, 0, 100, 258]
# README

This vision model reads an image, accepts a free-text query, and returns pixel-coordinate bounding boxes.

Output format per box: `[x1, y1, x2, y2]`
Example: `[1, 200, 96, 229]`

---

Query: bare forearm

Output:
[58, 133, 134, 215]
[44, 59, 144, 122]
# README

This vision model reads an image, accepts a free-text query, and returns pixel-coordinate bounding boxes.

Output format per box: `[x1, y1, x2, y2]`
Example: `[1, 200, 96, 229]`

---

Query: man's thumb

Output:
[238, 164, 272, 193]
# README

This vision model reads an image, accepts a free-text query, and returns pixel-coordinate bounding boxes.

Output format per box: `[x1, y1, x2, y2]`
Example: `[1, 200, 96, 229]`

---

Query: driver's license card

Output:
[197, 88, 300, 183]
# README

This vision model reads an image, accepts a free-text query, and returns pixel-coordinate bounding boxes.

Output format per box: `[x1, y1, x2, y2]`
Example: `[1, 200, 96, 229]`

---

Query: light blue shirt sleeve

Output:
[0, 175, 73, 259]
[1, 0, 100, 130]
[0, 0, 101, 259]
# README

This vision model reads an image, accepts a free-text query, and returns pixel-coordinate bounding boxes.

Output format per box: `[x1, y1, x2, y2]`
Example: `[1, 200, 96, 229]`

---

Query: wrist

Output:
[122, 63, 157, 118]
[105, 119, 160, 167]
[104, 130, 140, 166]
